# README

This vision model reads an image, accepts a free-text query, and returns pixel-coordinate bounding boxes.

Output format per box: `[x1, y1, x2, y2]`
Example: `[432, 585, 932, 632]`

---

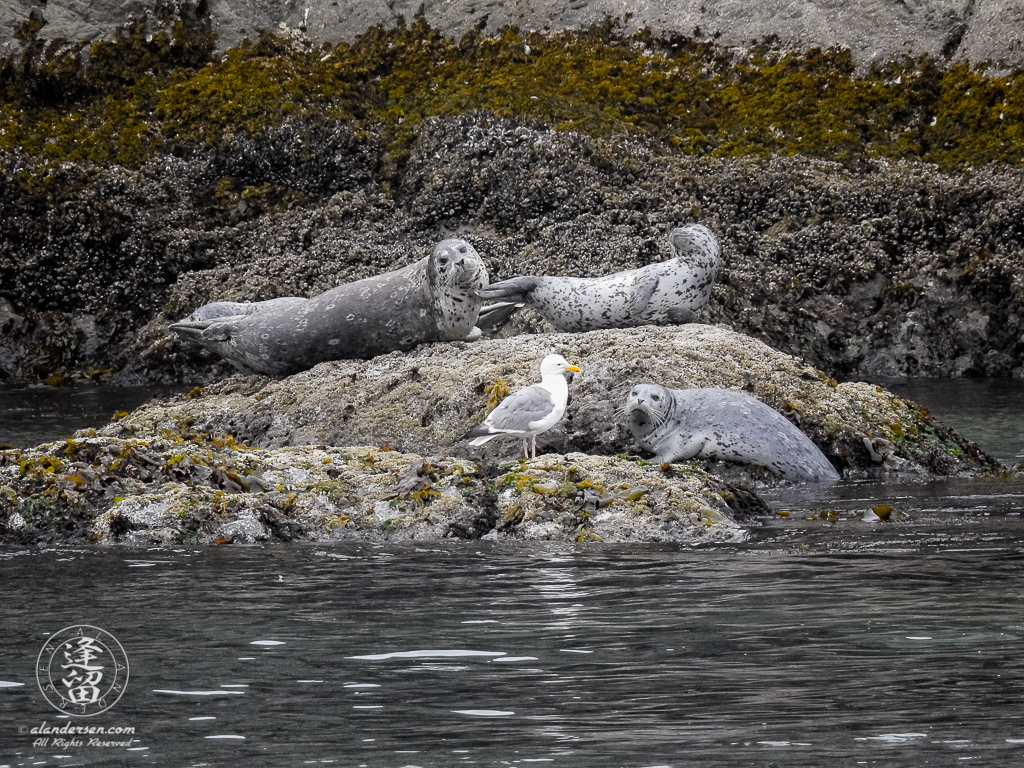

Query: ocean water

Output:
[1, 380, 1023, 767]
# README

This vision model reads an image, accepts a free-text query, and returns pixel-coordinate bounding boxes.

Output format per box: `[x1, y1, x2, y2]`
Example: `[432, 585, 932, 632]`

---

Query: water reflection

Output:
[3, 504, 1024, 767]
[884, 377, 1024, 464]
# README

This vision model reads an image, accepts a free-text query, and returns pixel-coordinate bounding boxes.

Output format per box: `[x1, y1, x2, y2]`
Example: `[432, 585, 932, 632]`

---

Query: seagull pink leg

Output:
[531, 435, 537, 459]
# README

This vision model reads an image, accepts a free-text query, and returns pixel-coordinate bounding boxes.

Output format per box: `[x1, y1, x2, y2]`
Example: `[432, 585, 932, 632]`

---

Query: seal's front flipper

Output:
[476, 302, 524, 331]
[627, 273, 660, 316]
[666, 306, 698, 323]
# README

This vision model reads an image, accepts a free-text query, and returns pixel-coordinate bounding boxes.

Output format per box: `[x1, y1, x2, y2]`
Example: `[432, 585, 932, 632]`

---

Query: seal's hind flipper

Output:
[666, 306, 698, 323]
[476, 302, 525, 331]
[169, 319, 235, 343]
[476, 276, 539, 303]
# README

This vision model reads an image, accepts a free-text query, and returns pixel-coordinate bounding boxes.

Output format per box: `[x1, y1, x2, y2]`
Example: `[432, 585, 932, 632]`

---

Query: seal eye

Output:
[652, 395, 660, 401]
[438, 257, 449, 266]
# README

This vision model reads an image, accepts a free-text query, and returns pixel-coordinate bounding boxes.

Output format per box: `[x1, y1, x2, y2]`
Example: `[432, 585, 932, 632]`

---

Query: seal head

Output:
[428, 238, 488, 341]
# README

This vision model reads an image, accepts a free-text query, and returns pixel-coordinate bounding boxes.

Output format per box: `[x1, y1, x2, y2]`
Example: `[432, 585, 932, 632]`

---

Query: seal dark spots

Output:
[170, 238, 488, 374]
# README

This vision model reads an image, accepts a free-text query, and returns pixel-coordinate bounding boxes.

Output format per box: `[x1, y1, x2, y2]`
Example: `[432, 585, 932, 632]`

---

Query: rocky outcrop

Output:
[99, 324, 996, 474]
[0, 440, 759, 545]
[0, 324, 999, 545]
[2, 0, 1022, 70]
[5, 113, 1020, 384]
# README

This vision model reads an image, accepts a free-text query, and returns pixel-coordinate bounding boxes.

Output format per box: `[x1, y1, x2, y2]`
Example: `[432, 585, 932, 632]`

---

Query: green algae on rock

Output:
[0, 439, 754, 546]
[2, 15, 1023, 172]
[98, 325, 998, 477]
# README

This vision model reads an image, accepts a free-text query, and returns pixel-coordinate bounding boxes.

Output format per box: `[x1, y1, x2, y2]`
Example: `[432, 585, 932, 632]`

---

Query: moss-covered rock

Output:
[94, 325, 999, 476]
[0, 439, 754, 545]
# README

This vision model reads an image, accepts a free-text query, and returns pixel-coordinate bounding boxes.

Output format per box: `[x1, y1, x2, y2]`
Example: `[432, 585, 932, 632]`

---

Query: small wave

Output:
[347, 650, 506, 661]
[452, 709, 515, 717]
[153, 689, 246, 696]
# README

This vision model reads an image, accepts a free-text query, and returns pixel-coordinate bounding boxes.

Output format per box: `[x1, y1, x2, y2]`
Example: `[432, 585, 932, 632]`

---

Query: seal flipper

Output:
[476, 301, 525, 331]
[666, 306, 698, 323]
[627, 273, 660, 316]
[169, 318, 236, 343]
[476, 276, 539, 303]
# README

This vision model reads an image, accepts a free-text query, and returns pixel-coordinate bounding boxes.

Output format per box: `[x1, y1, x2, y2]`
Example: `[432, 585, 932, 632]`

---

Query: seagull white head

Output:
[540, 354, 581, 377]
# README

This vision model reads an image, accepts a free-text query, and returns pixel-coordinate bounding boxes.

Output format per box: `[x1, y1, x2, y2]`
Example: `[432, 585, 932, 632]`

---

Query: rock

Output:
[2, 0, 1022, 70]
[98, 324, 998, 475]
[0, 438, 756, 545]
[1, 324, 1001, 545]
[3, 113, 1022, 384]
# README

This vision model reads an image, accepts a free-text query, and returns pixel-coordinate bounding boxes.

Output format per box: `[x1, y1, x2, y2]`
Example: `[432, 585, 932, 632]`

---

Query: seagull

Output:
[465, 354, 581, 459]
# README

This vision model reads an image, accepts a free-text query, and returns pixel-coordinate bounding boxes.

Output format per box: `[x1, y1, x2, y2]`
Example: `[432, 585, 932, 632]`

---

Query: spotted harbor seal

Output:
[170, 239, 489, 375]
[477, 224, 722, 332]
[624, 383, 840, 482]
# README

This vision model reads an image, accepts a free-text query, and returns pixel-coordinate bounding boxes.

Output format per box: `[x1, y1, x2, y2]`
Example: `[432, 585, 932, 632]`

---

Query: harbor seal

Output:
[169, 239, 489, 375]
[624, 383, 840, 482]
[476, 223, 721, 332]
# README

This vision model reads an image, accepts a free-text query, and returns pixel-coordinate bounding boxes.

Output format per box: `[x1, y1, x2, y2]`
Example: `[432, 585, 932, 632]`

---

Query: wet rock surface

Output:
[0, 438, 756, 546]
[0, 325, 1002, 545]
[2, 0, 1022, 70]
[96, 324, 998, 475]
[2, 113, 1022, 384]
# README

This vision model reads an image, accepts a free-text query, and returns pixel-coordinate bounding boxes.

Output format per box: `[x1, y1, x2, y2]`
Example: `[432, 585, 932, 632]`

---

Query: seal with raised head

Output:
[624, 383, 840, 482]
[476, 224, 722, 332]
[170, 238, 489, 376]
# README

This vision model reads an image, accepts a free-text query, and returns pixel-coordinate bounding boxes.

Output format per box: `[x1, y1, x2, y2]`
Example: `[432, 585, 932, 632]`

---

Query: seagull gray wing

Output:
[486, 384, 556, 432]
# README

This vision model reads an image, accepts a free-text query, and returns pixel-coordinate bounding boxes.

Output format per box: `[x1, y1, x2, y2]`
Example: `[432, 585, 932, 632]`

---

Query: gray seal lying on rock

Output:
[169, 239, 489, 376]
[477, 224, 721, 331]
[624, 383, 840, 482]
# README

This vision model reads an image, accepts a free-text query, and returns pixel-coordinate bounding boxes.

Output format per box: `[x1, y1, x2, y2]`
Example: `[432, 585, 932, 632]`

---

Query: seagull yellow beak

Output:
[566, 364, 581, 372]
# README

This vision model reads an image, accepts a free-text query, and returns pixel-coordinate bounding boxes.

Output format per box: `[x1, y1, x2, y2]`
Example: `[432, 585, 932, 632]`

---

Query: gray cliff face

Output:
[1, 0, 1023, 69]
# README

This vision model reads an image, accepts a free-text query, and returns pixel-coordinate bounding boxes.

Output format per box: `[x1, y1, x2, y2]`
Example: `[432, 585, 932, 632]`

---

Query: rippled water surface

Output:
[3, 476, 1024, 768]
[885, 377, 1024, 464]
[0, 386, 186, 449]
[2, 381, 1024, 766]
